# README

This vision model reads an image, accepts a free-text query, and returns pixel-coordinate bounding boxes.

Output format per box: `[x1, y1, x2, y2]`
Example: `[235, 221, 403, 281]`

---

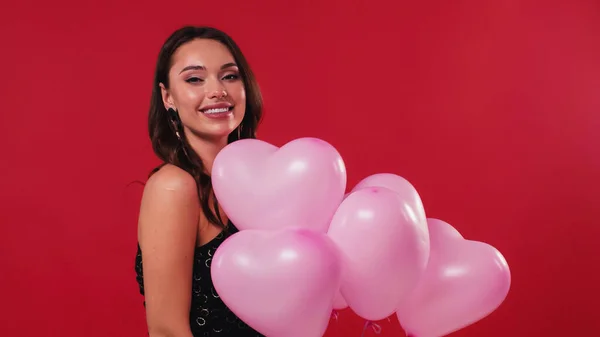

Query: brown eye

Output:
[186, 77, 203, 83]
[222, 73, 240, 81]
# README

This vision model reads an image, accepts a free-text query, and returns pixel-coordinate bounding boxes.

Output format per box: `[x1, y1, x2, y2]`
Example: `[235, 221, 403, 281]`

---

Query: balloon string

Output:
[360, 322, 368, 337]
[360, 321, 382, 336]
[330, 310, 340, 337]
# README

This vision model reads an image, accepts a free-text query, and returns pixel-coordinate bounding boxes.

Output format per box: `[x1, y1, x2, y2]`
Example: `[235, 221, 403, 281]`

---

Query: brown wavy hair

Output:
[147, 26, 263, 229]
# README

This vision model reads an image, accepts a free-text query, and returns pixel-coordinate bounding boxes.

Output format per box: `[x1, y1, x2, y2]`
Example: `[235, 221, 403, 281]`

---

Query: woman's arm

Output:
[138, 165, 199, 337]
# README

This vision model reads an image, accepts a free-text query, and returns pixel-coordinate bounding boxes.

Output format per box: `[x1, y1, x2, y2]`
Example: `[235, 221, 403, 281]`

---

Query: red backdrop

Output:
[1, 1, 599, 336]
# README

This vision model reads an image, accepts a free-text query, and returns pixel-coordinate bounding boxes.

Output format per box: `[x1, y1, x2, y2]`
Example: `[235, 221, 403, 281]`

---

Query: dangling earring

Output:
[168, 107, 192, 159]
[167, 108, 182, 140]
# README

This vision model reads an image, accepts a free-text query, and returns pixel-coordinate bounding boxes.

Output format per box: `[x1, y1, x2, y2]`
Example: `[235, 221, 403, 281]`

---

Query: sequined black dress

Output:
[135, 221, 264, 337]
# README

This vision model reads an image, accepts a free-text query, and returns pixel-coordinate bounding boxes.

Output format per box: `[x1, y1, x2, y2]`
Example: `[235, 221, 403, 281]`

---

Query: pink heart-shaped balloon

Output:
[333, 290, 348, 310]
[327, 187, 430, 321]
[352, 173, 428, 235]
[397, 219, 511, 337]
[211, 228, 342, 337]
[212, 137, 347, 232]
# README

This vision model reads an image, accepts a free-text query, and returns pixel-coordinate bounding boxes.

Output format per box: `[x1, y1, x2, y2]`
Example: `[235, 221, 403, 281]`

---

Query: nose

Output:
[205, 79, 228, 99]
[208, 90, 227, 99]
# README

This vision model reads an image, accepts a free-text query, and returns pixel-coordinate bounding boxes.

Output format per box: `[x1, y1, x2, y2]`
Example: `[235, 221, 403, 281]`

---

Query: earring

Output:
[167, 108, 182, 140]
[167, 107, 177, 118]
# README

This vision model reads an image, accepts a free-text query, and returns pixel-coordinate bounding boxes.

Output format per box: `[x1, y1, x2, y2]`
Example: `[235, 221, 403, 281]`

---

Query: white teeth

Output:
[203, 108, 230, 114]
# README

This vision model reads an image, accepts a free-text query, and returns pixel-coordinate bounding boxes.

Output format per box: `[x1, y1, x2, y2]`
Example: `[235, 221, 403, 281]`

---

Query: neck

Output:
[185, 133, 228, 175]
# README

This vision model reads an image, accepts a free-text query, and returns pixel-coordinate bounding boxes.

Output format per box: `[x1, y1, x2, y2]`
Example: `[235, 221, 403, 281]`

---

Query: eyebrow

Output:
[179, 62, 238, 74]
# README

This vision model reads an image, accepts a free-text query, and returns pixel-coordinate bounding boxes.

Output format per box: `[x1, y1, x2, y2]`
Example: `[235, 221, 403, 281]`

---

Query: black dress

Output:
[135, 221, 264, 337]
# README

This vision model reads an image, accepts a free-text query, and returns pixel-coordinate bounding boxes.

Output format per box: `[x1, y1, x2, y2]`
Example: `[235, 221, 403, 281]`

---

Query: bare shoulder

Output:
[138, 164, 200, 242]
[137, 164, 199, 335]
[144, 164, 198, 196]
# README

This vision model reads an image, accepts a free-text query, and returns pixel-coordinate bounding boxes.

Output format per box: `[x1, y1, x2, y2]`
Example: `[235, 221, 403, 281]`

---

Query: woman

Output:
[134, 26, 264, 337]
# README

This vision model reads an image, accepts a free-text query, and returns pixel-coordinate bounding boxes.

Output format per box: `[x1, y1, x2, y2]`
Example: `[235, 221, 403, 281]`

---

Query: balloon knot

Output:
[331, 310, 340, 321]
[371, 322, 382, 334]
[360, 321, 382, 336]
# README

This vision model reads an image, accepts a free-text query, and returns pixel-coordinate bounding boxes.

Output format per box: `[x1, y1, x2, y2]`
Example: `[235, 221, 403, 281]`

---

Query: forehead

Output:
[170, 38, 235, 71]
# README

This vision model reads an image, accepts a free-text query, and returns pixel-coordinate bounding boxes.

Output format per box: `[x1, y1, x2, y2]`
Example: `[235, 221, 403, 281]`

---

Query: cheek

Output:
[183, 90, 204, 106]
[227, 82, 246, 103]
[239, 91, 246, 108]
[172, 85, 204, 108]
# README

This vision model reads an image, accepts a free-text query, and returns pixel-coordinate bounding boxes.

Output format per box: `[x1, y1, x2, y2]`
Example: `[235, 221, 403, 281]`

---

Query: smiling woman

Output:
[135, 26, 264, 337]
[168, 48, 244, 132]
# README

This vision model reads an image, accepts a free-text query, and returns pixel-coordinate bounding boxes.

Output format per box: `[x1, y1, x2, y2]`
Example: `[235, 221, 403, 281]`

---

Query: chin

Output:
[204, 127, 238, 141]
[194, 116, 243, 141]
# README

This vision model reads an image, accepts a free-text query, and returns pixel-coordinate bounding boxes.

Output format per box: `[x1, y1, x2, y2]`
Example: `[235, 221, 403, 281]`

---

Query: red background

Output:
[1, 1, 599, 336]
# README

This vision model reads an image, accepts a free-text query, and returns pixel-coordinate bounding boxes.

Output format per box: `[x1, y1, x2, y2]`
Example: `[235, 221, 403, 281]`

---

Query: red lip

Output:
[200, 102, 233, 111]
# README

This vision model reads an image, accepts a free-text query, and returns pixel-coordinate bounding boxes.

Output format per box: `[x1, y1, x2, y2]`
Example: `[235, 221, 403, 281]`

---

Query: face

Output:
[161, 38, 246, 141]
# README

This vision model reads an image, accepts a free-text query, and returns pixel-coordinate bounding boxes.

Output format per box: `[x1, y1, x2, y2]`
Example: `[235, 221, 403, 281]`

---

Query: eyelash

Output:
[185, 73, 240, 84]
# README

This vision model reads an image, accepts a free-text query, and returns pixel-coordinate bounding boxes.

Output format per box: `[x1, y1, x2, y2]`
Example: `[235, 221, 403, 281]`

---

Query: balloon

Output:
[397, 219, 511, 337]
[211, 228, 342, 337]
[212, 137, 347, 232]
[333, 291, 348, 310]
[352, 173, 428, 236]
[327, 187, 430, 321]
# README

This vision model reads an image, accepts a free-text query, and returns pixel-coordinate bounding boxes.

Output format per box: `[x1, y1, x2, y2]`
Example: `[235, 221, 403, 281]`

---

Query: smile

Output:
[203, 107, 233, 114]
